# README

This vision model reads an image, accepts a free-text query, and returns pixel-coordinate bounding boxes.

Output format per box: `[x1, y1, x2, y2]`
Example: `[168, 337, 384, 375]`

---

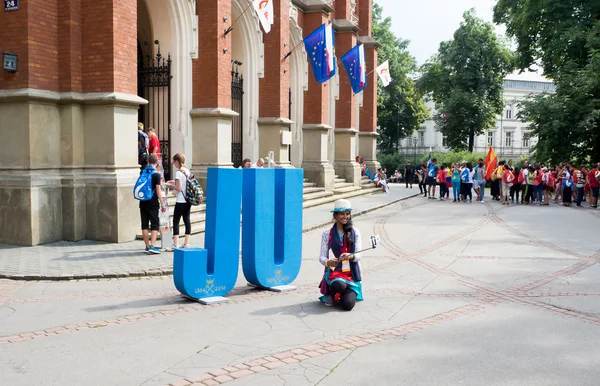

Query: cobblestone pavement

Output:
[0, 195, 599, 386]
[0, 187, 417, 279]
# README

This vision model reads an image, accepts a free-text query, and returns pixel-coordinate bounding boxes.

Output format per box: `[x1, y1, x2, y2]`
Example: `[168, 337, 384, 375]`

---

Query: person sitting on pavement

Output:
[242, 158, 252, 168]
[318, 199, 363, 311]
[373, 168, 390, 193]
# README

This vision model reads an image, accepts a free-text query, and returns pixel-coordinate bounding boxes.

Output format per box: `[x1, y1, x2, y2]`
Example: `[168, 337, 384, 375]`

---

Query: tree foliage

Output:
[372, 4, 428, 154]
[494, 0, 600, 163]
[418, 10, 514, 152]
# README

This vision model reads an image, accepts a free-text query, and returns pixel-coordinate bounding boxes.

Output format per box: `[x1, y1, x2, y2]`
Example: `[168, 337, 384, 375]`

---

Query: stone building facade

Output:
[399, 71, 555, 161]
[0, 0, 380, 246]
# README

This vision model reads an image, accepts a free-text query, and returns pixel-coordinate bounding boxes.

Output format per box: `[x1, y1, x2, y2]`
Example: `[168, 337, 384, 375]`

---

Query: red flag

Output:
[484, 146, 497, 180]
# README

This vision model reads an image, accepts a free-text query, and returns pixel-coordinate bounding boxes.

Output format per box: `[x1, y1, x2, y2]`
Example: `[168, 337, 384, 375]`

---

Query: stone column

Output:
[301, 10, 335, 191]
[333, 11, 361, 186]
[0, 0, 64, 245]
[358, 0, 381, 174]
[358, 37, 381, 174]
[80, 0, 145, 243]
[190, 0, 236, 187]
[257, 0, 292, 167]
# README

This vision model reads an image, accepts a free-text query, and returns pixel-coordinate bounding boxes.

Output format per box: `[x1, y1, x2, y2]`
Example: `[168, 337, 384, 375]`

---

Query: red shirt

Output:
[149, 135, 161, 156]
[589, 170, 600, 188]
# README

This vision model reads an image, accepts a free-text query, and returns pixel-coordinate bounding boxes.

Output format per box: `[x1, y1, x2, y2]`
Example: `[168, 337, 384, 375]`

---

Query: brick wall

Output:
[302, 12, 330, 125]
[193, 0, 231, 109]
[335, 31, 357, 129]
[360, 46, 377, 132]
[259, 0, 290, 118]
[81, 0, 136, 94]
[59, 0, 82, 93]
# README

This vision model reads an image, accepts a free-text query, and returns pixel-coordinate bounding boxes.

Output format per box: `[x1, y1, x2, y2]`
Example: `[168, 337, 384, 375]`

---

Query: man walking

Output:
[427, 158, 439, 199]
[140, 154, 167, 254]
[404, 161, 414, 189]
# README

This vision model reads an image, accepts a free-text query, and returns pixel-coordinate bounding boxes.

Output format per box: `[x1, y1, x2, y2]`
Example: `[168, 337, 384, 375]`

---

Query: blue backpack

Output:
[134, 165, 158, 201]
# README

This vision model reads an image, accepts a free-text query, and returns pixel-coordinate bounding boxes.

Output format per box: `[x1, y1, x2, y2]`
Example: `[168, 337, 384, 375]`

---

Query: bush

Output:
[377, 153, 413, 174]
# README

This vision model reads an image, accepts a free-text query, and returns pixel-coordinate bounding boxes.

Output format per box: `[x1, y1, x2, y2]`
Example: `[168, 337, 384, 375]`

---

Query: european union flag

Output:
[341, 44, 367, 94]
[303, 24, 336, 83]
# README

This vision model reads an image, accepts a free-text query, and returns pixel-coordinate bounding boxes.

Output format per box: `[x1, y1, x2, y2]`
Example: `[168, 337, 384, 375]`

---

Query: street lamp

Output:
[412, 136, 418, 165]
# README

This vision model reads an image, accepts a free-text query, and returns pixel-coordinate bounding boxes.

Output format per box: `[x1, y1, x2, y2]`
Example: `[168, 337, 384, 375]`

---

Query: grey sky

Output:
[374, 0, 505, 65]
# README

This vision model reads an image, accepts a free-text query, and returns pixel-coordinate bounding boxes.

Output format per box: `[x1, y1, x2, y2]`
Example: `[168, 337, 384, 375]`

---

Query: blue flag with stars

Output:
[303, 24, 336, 83]
[341, 44, 367, 94]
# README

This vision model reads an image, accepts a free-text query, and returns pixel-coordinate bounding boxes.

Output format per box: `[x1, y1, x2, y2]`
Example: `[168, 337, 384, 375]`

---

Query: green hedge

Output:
[377, 150, 488, 172]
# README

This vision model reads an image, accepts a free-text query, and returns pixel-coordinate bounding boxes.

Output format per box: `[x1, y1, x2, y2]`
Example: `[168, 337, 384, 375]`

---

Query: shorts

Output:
[592, 186, 599, 198]
[502, 182, 513, 196]
[426, 176, 435, 185]
[140, 207, 160, 231]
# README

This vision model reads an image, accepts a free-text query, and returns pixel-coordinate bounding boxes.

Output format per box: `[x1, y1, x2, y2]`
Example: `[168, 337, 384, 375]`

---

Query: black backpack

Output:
[138, 131, 148, 165]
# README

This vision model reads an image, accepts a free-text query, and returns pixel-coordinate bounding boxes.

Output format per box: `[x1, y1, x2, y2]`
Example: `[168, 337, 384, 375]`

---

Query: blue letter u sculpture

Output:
[173, 168, 243, 299]
[242, 168, 303, 288]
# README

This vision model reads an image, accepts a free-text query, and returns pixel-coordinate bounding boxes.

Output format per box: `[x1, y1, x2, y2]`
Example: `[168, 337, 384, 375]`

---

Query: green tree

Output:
[372, 3, 428, 154]
[494, 0, 600, 162]
[418, 10, 514, 152]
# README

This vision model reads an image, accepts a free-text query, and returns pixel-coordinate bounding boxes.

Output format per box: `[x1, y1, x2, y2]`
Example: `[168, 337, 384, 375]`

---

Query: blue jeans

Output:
[452, 181, 460, 200]
[534, 185, 543, 202]
[478, 181, 486, 201]
[576, 186, 584, 206]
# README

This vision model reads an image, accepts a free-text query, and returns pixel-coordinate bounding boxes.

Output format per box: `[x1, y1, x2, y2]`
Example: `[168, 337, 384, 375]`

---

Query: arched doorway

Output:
[231, 0, 264, 165]
[137, 0, 197, 176]
[289, 13, 308, 168]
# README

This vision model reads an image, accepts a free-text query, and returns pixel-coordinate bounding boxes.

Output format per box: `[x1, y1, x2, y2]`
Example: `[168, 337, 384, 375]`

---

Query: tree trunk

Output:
[468, 128, 475, 152]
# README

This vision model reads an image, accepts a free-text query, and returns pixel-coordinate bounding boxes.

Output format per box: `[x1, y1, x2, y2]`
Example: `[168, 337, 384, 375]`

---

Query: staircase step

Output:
[333, 178, 346, 184]
[333, 186, 358, 194]
[303, 190, 334, 202]
[334, 182, 354, 189]
[303, 182, 317, 188]
[303, 187, 326, 194]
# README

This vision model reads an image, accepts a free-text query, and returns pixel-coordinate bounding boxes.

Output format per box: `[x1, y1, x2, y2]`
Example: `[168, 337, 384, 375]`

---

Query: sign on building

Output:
[4, 0, 18, 11]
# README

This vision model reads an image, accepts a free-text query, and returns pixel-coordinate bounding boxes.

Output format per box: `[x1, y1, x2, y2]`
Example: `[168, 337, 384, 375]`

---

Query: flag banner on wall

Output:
[341, 44, 367, 94]
[252, 0, 274, 33]
[484, 146, 498, 180]
[303, 23, 336, 83]
[375, 60, 392, 87]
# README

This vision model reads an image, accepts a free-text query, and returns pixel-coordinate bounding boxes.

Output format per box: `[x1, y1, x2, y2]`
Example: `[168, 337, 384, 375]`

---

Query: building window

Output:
[506, 109, 512, 119]
[419, 131, 425, 147]
[522, 133, 530, 148]
[442, 136, 447, 147]
[487, 131, 494, 147]
[505, 132, 513, 148]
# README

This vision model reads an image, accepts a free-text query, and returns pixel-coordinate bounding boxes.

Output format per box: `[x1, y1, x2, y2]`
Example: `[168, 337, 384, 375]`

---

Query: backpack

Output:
[181, 169, 204, 206]
[503, 171, 515, 184]
[138, 131, 148, 165]
[517, 171, 524, 184]
[134, 165, 158, 201]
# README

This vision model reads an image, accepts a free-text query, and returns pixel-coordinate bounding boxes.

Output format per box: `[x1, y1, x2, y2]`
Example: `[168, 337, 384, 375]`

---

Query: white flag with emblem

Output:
[375, 60, 392, 87]
[252, 0, 274, 33]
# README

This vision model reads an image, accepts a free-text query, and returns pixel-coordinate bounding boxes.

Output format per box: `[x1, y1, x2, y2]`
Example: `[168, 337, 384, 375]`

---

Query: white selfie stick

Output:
[352, 235, 380, 254]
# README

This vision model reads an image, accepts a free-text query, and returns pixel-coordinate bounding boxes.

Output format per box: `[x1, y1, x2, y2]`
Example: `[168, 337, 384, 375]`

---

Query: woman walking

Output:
[166, 153, 192, 250]
[318, 199, 363, 311]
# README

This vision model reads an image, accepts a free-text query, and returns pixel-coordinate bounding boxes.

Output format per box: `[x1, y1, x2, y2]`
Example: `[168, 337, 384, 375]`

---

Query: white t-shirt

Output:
[175, 169, 187, 203]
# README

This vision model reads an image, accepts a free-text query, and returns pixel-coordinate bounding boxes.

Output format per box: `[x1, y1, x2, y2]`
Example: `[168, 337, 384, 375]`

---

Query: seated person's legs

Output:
[340, 289, 357, 311]
[330, 280, 347, 295]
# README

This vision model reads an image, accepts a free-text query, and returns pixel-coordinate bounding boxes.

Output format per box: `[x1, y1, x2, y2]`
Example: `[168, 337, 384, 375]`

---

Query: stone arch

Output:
[288, 10, 309, 168]
[231, 0, 265, 162]
[140, 0, 197, 165]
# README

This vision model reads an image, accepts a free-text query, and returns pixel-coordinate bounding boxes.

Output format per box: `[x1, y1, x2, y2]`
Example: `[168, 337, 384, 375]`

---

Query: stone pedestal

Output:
[81, 93, 145, 243]
[359, 131, 381, 176]
[334, 128, 361, 185]
[302, 124, 335, 191]
[257, 118, 293, 167]
[189, 108, 238, 187]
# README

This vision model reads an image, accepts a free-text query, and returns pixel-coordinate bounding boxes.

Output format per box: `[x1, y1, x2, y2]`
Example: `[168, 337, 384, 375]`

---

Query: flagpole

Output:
[283, 40, 305, 61]
[224, 2, 253, 37]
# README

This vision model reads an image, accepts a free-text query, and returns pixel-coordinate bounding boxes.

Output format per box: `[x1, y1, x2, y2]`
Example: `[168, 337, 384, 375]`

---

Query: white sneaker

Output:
[166, 244, 179, 252]
[181, 244, 190, 249]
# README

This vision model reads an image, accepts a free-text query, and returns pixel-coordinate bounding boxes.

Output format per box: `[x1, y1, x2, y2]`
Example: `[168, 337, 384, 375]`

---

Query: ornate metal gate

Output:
[231, 61, 244, 168]
[138, 40, 172, 180]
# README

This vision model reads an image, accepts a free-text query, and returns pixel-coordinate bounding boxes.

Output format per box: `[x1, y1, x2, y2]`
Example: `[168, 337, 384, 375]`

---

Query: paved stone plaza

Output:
[1, 190, 600, 386]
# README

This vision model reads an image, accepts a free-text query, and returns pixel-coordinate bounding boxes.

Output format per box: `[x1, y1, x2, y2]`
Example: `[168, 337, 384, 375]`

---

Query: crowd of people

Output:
[388, 157, 600, 208]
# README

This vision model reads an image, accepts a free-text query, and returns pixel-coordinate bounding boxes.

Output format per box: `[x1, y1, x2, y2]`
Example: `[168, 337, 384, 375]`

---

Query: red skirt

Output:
[328, 270, 353, 283]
